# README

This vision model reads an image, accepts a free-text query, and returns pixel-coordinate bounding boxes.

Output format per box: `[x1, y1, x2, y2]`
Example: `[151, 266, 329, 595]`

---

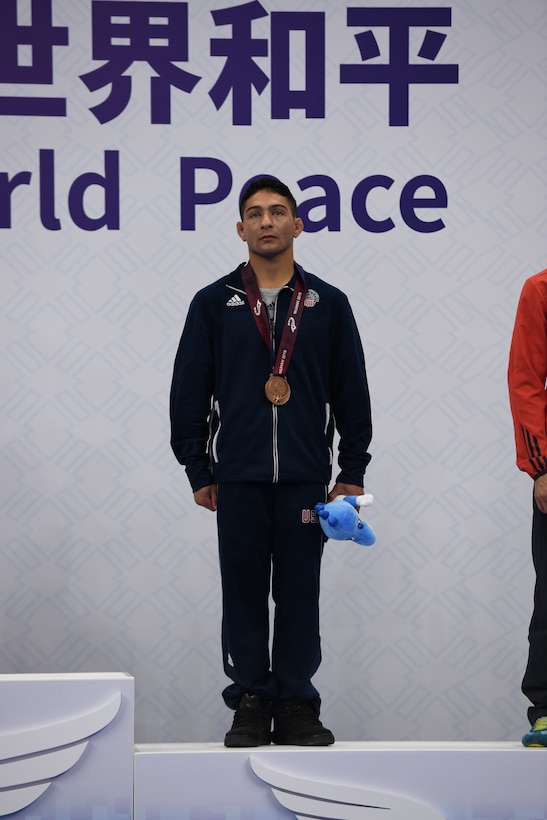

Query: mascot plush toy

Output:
[315, 494, 376, 546]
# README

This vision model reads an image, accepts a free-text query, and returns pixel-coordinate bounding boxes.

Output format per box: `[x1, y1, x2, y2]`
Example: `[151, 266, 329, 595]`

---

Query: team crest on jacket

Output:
[304, 289, 319, 307]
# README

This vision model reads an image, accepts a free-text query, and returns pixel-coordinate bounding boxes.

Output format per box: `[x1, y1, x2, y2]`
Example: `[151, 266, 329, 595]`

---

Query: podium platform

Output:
[134, 741, 547, 820]
[0, 673, 134, 819]
[1, 675, 546, 819]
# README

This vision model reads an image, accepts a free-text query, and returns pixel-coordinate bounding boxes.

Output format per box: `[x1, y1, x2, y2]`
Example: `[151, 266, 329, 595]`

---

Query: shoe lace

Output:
[283, 703, 321, 727]
[231, 703, 267, 729]
[532, 716, 547, 731]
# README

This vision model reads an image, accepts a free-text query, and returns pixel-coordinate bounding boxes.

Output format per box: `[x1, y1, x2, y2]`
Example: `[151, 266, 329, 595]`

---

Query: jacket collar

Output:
[227, 262, 306, 293]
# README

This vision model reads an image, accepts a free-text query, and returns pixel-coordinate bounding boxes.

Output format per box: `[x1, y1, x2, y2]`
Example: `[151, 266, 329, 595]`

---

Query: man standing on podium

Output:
[170, 177, 372, 747]
[508, 268, 547, 748]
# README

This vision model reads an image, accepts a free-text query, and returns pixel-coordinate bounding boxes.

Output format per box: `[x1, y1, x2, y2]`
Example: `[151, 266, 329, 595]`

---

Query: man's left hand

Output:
[327, 482, 365, 508]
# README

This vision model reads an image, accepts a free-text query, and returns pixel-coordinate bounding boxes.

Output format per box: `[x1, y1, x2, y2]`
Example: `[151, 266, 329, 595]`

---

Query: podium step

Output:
[0, 673, 134, 819]
[134, 740, 547, 820]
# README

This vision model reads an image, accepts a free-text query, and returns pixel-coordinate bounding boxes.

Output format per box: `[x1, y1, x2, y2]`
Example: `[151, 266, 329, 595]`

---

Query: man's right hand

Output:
[534, 474, 547, 514]
[194, 484, 218, 512]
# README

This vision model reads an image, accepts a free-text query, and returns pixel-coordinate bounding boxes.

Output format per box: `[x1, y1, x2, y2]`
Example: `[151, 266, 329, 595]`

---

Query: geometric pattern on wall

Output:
[0, 0, 545, 743]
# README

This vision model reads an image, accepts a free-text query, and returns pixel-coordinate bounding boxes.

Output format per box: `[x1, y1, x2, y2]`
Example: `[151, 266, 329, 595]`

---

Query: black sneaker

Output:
[272, 701, 335, 746]
[224, 694, 273, 747]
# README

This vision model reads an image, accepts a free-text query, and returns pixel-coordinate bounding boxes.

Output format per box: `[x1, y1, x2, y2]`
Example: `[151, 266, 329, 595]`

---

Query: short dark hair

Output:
[239, 176, 298, 219]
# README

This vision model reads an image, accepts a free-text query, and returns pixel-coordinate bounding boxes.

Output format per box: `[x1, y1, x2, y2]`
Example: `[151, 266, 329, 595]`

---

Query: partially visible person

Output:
[170, 176, 372, 747]
[508, 267, 547, 747]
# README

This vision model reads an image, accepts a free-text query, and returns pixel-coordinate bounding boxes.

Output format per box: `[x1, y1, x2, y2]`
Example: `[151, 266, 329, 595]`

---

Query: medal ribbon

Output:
[241, 263, 306, 376]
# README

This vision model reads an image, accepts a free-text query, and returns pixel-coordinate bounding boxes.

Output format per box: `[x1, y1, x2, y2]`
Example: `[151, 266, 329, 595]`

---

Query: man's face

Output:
[237, 190, 303, 258]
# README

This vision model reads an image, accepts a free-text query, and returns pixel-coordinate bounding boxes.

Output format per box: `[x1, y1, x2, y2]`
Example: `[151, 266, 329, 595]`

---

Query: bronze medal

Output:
[242, 264, 306, 409]
[265, 375, 291, 405]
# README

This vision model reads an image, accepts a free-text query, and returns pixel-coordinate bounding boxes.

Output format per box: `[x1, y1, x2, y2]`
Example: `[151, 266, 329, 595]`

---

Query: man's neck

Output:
[249, 253, 294, 288]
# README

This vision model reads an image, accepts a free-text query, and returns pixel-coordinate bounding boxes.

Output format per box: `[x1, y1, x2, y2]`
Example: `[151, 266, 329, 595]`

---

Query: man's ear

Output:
[293, 217, 304, 238]
[236, 220, 247, 242]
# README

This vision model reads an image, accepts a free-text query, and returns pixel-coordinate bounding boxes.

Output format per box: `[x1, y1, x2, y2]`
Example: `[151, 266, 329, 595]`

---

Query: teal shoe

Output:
[522, 716, 547, 747]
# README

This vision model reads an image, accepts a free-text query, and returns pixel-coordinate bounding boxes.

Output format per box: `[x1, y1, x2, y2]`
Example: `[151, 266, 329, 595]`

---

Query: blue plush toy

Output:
[315, 494, 376, 546]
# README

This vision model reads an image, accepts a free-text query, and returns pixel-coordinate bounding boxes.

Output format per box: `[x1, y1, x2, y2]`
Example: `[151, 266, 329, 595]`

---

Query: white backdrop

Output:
[0, 0, 545, 744]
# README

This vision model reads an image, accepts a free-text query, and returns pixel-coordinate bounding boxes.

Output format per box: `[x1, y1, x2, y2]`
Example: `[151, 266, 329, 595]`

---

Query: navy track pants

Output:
[216, 482, 326, 713]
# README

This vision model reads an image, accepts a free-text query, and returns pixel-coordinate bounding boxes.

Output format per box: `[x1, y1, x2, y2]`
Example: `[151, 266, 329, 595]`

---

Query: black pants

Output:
[522, 495, 547, 723]
[216, 482, 326, 713]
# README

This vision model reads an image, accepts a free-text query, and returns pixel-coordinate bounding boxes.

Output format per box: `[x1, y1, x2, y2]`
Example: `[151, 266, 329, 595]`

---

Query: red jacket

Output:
[508, 268, 547, 479]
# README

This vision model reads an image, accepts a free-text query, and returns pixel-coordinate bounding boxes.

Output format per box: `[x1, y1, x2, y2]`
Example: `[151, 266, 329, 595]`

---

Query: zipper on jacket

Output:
[272, 405, 279, 482]
[268, 289, 280, 482]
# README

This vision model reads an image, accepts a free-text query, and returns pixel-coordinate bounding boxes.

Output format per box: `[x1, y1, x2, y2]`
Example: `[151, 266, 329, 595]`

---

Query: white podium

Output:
[133, 741, 547, 820]
[2, 675, 546, 820]
[0, 673, 134, 819]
